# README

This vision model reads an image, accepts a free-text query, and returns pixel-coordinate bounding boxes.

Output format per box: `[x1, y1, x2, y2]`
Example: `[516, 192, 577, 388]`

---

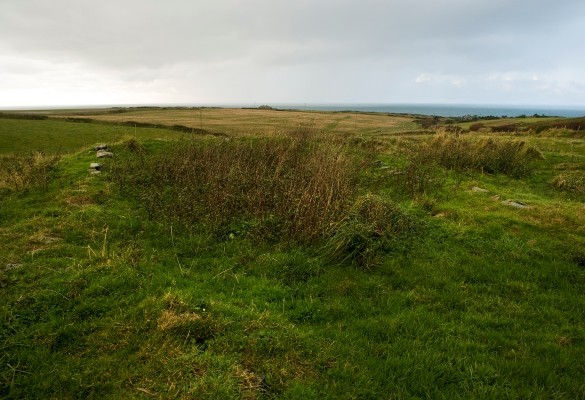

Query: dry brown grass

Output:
[109, 128, 361, 243]
[157, 310, 202, 331]
[47, 107, 418, 137]
[0, 152, 60, 191]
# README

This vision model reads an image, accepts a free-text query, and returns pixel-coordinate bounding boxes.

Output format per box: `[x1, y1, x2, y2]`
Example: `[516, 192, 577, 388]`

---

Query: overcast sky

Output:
[1, 0, 584, 107]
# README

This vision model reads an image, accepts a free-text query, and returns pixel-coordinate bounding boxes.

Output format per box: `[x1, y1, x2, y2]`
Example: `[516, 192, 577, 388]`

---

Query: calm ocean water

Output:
[262, 103, 585, 118]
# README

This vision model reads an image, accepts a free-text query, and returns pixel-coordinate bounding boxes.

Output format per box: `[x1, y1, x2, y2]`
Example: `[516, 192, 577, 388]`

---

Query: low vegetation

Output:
[109, 129, 360, 243]
[420, 133, 544, 177]
[0, 152, 60, 192]
[1, 109, 584, 398]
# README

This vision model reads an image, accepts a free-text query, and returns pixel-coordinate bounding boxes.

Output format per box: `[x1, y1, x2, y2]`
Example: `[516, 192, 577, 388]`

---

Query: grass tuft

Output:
[0, 152, 60, 192]
[551, 171, 585, 196]
[324, 194, 420, 268]
[419, 133, 544, 177]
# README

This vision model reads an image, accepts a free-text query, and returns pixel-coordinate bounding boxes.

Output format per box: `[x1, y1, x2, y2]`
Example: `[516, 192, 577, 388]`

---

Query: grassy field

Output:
[20, 107, 421, 137]
[0, 118, 184, 154]
[1, 109, 584, 398]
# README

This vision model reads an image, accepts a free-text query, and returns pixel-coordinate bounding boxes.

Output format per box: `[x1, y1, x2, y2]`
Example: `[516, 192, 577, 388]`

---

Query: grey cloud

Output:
[1, 0, 584, 106]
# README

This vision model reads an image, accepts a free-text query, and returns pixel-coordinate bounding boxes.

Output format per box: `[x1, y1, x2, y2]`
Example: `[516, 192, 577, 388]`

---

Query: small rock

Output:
[97, 150, 114, 158]
[471, 186, 489, 193]
[89, 169, 101, 175]
[94, 144, 109, 151]
[89, 163, 101, 170]
[502, 200, 530, 209]
[491, 195, 501, 201]
[43, 236, 60, 244]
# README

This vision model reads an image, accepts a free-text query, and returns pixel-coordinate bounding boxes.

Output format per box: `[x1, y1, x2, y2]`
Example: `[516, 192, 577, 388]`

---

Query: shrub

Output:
[469, 123, 485, 132]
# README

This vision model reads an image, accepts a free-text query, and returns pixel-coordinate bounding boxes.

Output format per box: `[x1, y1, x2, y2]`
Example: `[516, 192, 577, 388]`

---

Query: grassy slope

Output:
[0, 118, 184, 154]
[1, 115, 585, 399]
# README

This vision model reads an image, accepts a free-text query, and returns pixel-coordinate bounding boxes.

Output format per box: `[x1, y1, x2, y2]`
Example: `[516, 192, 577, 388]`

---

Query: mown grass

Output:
[1, 114, 585, 398]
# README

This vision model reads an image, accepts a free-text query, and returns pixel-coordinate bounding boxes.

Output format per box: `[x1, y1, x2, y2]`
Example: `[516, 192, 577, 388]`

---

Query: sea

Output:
[254, 103, 585, 118]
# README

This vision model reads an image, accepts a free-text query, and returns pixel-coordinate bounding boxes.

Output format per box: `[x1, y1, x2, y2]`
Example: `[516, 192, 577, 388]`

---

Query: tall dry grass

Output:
[418, 133, 543, 177]
[110, 129, 359, 243]
[0, 152, 60, 192]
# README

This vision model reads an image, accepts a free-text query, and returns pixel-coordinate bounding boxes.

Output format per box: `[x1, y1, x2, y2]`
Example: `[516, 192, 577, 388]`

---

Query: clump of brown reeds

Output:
[109, 127, 359, 243]
[417, 133, 543, 177]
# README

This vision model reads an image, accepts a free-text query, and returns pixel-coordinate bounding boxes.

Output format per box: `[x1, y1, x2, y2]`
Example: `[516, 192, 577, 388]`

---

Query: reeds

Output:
[109, 129, 359, 243]
[418, 133, 543, 177]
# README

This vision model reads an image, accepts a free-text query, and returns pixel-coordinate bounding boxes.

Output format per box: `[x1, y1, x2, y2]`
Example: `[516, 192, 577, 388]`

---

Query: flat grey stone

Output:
[471, 186, 489, 193]
[502, 200, 530, 209]
[43, 236, 60, 244]
[97, 150, 114, 158]
[89, 163, 101, 170]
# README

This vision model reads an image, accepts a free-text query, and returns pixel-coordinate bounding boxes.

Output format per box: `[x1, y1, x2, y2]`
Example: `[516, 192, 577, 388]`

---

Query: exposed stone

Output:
[97, 150, 114, 158]
[502, 200, 530, 209]
[43, 236, 61, 244]
[94, 144, 109, 151]
[4, 263, 23, 270]
[88, 170, 101, 175]
[471, 186, 489, 193]
[89, 163, 101, 170]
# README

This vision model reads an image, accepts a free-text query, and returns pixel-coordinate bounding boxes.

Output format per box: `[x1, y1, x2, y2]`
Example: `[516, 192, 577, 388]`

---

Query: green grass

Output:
[1, 116, 585, 398]
[0, 118, 183, 154]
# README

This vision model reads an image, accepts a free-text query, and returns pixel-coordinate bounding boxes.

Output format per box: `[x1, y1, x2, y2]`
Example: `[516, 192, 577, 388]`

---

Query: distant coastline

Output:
[263, 103, 585, 118]
[2, 103, 585, 118]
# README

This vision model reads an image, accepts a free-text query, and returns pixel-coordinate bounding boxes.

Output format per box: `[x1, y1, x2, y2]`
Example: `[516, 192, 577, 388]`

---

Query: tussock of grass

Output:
[419, 133, 544, 177]
[551, 171, 585, 195]
[325, 194, 420, 267]
[109, 130, 359, 243]
[0, 152, 60, 192]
